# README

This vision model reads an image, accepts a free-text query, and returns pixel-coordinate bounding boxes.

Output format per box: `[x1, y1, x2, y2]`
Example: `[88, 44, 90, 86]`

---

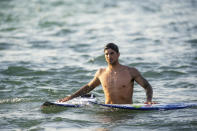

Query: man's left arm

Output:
[130, 68, 153, 104]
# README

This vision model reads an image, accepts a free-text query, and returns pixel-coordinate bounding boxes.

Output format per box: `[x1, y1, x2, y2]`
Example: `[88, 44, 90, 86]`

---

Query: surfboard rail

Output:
[90, 101, 197, 111]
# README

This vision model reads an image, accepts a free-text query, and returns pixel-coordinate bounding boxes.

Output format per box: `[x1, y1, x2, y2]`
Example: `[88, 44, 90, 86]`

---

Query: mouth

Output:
[109, 58, 113, 63]
[106, 58, 113, 63]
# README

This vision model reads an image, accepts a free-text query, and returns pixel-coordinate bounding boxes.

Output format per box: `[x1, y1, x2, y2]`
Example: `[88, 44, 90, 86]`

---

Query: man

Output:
[59, 43, 153, 104]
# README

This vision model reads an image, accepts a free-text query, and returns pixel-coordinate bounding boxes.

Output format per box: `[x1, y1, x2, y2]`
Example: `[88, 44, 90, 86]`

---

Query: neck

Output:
[107, 62, 121, 71]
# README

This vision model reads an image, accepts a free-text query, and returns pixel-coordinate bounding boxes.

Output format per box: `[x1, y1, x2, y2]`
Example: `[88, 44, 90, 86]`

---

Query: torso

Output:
[97, 65, 134, 104]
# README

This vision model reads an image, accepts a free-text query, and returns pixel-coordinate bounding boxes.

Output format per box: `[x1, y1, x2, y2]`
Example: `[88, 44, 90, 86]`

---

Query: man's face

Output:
[104, 49, 120, 65]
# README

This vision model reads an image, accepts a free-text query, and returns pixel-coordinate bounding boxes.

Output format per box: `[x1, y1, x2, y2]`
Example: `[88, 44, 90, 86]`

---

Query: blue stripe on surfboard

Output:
[90, 101, 197, 110]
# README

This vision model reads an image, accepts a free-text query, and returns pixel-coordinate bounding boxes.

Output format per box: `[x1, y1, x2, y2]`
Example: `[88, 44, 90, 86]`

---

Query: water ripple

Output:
[1, 66, 54, 76]
[0, 0, 197, 130]
[0, 42, 12, 50]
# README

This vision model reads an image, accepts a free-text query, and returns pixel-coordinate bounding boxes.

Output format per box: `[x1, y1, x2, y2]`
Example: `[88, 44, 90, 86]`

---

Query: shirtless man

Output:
[59, 43, 153, 104]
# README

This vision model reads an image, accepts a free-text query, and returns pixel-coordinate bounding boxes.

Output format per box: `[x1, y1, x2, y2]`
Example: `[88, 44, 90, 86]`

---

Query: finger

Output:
[58, 99, 62, 102]
[144, 102, 153, 104]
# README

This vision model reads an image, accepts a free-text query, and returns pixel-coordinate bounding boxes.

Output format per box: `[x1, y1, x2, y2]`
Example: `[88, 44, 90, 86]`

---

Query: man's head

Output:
[104, 43, 119, 54]
[104, 43, 120, 65]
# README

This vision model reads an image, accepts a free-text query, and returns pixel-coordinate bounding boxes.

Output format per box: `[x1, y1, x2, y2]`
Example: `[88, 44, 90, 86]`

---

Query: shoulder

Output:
[95, 68, 106, 77]
[126, 66, 141, 78]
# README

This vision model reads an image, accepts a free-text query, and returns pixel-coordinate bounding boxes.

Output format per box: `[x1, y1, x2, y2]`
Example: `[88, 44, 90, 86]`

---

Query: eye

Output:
[110, 52, 114, 55]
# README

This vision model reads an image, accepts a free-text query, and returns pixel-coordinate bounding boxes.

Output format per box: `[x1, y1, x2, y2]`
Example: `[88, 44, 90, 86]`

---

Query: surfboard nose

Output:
[42, 101, 55, 107]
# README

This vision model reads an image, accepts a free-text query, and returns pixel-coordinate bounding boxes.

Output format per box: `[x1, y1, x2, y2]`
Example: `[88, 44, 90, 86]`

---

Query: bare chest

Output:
[99, 70, 132, 90]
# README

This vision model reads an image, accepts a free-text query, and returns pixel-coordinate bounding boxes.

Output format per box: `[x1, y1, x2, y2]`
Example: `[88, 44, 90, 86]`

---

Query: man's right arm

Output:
[58, 69, 101, 102]
[58, 84, 95, 102]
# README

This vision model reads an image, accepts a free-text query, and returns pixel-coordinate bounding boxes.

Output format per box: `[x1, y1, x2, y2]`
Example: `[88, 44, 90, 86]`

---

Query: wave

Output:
[54, 28, 75, 37]
[143, 69, 186, 79]
[186, 39, 197, 47]
[143, 71, 162, 78]
[161, 70, 186, 76]
[1, 66, 54, 76]
[0, 97, 26, 104]
[87, 55, 105, 65]
[0, 42, 12, 50]
[0, 97, 45, 104]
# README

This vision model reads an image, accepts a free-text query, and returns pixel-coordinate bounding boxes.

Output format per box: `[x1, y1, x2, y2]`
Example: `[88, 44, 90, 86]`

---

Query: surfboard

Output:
[90, 101, 197, 111]
[42, 94, 197, 110]
[43, 100, 197, 110]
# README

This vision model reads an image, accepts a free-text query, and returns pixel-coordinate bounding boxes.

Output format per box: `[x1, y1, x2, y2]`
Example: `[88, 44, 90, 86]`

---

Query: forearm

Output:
[69, 84, 94, 99]
[145, 84, 153, 102]
[60, 84, 94, 102]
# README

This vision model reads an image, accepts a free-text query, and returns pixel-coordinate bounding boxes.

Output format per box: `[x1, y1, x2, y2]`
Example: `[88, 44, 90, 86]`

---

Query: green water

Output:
[0, 0, 197, 130]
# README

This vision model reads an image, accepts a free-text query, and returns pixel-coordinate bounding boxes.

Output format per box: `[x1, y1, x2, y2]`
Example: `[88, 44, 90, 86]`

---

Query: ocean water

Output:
[0, 0, 197, 130]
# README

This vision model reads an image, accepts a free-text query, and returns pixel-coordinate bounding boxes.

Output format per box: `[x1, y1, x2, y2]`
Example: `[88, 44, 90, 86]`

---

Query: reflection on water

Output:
[93, 109, 136, 124]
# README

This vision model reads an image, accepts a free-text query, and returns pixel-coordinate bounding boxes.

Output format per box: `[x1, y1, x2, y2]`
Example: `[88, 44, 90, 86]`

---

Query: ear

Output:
[118, 52, 120, 57]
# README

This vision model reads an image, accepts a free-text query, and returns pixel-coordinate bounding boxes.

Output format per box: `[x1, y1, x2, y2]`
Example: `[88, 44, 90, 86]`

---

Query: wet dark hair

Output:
[104, 43, 119, 53]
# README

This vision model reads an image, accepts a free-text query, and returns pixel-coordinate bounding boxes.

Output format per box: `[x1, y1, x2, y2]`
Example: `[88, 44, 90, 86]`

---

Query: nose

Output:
[107, 54, 112, 59]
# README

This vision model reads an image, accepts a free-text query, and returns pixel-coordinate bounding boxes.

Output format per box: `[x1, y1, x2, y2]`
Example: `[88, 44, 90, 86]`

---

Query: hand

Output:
[58, 97, 69, 102]
[144, 101, 158, 104]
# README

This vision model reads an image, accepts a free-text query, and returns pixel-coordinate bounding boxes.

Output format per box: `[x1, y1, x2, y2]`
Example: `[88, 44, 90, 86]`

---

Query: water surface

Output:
[0, 0, 197, 130]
